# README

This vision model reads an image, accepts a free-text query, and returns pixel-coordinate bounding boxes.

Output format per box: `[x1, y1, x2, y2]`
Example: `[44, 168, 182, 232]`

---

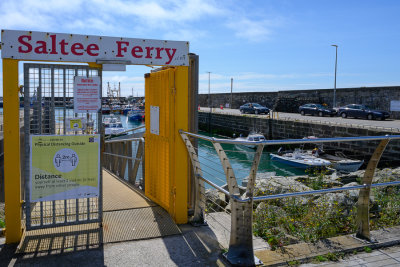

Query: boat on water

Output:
[270, 148, 331, 169]
[127, 109, 145, 121]
[103, 115, 126, 136]
[102, 105, 111, 114]
[310, 149, 364, 172]
[302, 136, 364, 172]
[234, 133, 266, 148]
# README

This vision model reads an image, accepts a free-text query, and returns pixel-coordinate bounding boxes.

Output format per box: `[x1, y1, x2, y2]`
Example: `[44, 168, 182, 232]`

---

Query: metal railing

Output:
[180, 130, 400, 266]
[104, 125, 145, 140]
[103, 136, 145, 189]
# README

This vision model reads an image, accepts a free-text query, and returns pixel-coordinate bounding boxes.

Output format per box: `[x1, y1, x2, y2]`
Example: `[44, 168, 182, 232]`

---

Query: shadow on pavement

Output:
[0, 227, 105, 267]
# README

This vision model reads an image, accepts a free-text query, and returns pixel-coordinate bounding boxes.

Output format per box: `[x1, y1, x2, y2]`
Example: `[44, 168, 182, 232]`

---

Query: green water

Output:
[197, 132, 305, 187]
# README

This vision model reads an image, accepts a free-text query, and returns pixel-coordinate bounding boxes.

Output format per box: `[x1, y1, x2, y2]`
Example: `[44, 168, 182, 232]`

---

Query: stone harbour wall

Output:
[199, 86, 400, 119]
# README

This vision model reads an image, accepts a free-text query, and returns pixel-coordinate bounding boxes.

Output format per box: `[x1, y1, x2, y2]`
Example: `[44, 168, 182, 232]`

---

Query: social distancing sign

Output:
[30, 135, 100, 202]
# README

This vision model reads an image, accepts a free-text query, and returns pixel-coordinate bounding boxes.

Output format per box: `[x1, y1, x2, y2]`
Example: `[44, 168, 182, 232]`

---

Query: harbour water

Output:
[197, 133, 305, 187]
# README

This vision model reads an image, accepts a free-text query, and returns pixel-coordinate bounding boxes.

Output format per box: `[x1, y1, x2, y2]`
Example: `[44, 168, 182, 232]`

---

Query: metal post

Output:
[356, 139, 389, 241]
[207, 71, 211, 112]
[3, 58, 22, 243]
[212, 142, 263, 266]
[179, 132, 206, 224]
[230, 78, 233, 109]
[331, 44, 338, 108]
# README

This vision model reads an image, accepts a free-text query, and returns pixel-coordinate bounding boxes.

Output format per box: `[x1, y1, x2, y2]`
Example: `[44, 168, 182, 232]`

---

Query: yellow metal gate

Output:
[144, 67, 189, 224]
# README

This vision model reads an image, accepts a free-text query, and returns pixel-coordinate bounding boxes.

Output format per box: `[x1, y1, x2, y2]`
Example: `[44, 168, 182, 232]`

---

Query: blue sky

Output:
[1, 0, 399, 97]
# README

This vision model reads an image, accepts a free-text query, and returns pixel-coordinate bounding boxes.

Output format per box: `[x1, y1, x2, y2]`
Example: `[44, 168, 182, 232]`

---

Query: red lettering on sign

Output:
[18, 35, 32, 53]
[34, 41, 48, 54]
[131, 46, 143, 58]
[155, 47, 164, 59]
[71, 43, 84, 55]
[165, 48, 176, 65]
[59, 39, 69, 55]
[116, 41, 129, 57]
[145, 47, 154, 58]
[49, 35, 57, 54]
[87, 44, 99, 56]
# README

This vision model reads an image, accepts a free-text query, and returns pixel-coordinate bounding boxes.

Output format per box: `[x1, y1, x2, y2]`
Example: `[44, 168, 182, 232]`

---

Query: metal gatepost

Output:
[23, 63, 103, 230]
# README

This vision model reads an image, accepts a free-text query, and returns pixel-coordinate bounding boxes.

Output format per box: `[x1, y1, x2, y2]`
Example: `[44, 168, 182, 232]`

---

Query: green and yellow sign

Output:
[30, 135, 100, 202]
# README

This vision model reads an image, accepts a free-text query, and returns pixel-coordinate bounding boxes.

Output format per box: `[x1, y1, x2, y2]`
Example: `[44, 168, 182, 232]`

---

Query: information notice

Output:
[74, 76, 101, 113]
[30, 135, 100, 202]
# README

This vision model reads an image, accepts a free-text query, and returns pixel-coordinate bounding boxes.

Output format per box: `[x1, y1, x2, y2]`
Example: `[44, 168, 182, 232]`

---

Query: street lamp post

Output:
[230, 78, 233, 109]
[331, 44, 338, 108]
[207, 72, 211, 112]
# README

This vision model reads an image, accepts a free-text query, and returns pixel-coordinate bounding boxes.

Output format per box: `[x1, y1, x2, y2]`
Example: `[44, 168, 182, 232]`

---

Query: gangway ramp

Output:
[17, 170, 181, 254]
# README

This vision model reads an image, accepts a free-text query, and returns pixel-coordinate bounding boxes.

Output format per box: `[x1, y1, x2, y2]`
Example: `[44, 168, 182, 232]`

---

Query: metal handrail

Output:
[104, 137, 144, 144]
[180, 130, 400, 146]
[104, 125, 145, 140]
[102, 152, 142, 161]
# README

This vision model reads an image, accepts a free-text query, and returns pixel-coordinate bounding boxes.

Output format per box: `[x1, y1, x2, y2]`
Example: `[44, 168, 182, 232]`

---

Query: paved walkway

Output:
[301, 245, 400, 266]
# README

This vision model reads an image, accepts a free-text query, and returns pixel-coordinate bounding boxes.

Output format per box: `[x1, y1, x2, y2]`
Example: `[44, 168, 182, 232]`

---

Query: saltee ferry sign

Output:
[1, 29, 189, 66]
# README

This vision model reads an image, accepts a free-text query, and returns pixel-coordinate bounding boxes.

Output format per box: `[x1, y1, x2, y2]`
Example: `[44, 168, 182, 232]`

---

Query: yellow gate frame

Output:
[2, 59, 102, 243]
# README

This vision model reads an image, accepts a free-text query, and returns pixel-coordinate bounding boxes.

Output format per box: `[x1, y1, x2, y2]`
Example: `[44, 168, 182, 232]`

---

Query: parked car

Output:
[338, 104, 390, 120]
[239, 103, 270, 114]
[298, 103, 336, 117]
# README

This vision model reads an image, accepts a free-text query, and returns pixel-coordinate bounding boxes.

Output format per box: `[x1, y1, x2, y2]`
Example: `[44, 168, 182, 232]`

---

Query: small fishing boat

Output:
[303, 136, 364, 172]
[103, 115, 126, 136]
[123, 104, 137, 115]
[102, 105, 111, 114]
[127, 109, 145, 121]
[270, 148, 331, 169]
[234, 133, 266, 148]
[312, 149, 364, 172]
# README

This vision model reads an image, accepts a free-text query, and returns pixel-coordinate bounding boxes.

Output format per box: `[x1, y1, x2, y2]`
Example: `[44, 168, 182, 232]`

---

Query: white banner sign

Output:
[74, 76, 101, 113]
[1, 29, 189, 66]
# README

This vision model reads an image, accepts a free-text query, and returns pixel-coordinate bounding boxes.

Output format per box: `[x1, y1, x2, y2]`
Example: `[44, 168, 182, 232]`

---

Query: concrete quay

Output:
[3, 223, 400, 266]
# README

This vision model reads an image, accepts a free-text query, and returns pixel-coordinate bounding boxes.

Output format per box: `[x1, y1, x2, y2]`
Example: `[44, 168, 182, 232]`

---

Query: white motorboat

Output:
[270, 148, 331, 169]
[316, 151, 364, 172]
[103, 115, 126, 136]
[234, 133, 266, 148]
[303, 136, 364, 172]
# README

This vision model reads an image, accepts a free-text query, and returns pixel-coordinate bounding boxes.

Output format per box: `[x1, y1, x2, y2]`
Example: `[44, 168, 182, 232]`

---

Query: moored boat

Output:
[103, 115, 126, 136]
[270, 149, 331, 169]
[314, 150, 364, 172]
[234, 133, 266, 148]
[127, 109, 145, 121]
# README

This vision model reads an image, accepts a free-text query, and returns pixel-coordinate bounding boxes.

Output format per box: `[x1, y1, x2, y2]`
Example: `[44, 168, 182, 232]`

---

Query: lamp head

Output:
[331, 44, 338, 48]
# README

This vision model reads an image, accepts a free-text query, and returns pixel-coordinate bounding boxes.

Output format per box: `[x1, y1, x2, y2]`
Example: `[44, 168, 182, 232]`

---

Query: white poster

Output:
[74, 76, 101, 113]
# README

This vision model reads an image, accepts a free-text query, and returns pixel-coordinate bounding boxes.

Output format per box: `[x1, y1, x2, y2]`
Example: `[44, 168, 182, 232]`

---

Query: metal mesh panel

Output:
[24, 63, 102, 230]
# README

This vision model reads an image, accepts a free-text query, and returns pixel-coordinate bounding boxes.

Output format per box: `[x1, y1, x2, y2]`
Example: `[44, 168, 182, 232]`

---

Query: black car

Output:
[338, 104, 390, 120]
[298, 103, 336, 117]
[239, 103, 270, 114]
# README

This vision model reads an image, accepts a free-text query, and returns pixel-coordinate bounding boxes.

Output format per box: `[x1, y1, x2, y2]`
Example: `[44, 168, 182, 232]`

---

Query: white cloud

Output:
[226, 18, 274, 42]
